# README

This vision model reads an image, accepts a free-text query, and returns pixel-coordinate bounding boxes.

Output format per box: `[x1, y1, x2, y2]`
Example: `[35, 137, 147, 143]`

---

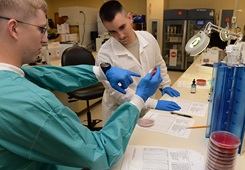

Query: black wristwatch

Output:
[100, 62, 111, 74]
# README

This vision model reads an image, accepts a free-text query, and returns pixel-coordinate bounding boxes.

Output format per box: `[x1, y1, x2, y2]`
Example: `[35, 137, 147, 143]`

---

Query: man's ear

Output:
[127, 12, 133, 23]
[7, 19, 18, 39]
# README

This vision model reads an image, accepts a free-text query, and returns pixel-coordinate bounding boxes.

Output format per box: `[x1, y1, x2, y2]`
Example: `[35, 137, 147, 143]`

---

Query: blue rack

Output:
[206, 62, 245, 154]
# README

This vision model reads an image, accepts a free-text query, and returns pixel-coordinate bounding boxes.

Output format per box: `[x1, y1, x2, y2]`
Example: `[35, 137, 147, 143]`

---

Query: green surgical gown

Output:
[0, 65, 140, 170]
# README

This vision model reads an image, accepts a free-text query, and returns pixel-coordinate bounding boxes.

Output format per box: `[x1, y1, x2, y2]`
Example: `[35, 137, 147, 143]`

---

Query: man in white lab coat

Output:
[96, 0, 181, 124]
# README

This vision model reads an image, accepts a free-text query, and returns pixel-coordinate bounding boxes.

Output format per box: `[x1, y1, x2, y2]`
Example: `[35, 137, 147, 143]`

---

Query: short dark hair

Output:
[99, 0, 125, 22]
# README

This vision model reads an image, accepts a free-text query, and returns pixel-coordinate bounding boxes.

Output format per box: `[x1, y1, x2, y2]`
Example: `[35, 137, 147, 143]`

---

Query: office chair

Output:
[61, 46, 104, 131]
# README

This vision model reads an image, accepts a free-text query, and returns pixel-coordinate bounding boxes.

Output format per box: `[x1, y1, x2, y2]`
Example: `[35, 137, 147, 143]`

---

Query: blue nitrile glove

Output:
[156, 100, 181, 111]
[136, 66, 162, 102]
[106, 66, 141, 94]
[162, 87, 180, 97]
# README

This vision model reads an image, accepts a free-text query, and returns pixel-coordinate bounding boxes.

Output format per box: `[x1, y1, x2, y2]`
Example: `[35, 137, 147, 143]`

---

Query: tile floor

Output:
[79, 70, 184, 127]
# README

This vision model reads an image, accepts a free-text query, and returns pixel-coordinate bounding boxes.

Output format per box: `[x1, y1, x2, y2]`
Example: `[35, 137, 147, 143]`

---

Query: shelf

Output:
[164, 33, 183, 36]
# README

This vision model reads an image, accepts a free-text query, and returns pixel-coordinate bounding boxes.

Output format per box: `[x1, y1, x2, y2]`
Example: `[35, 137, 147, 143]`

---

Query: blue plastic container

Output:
[206, 62, 245, 154]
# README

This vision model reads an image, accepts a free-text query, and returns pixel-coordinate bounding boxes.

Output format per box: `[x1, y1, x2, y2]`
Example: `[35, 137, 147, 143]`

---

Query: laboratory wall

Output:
[166, 0, 245, 22]
[167, 0, 245, 10]
[166, 0, 245, 36]
[45, 0, 245, 49]
[46, 0, 146, 21]
[164, 0, 169, 10]
[146, 0, 164, 50]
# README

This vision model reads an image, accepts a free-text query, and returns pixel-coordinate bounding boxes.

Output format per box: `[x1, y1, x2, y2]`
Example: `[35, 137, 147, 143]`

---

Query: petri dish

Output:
[205, 131, 240, 170]
[196, 79, 206, 86]
[137, 118, 155, 127]
[210, 131, 240, 151]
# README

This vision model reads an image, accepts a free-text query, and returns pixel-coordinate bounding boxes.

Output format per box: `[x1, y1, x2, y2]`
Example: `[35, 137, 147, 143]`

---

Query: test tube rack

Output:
[206, 62, 245, 154]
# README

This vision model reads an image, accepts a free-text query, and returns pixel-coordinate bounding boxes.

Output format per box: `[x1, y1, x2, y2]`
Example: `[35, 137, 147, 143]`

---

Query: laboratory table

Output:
[111, 56, 245, 170]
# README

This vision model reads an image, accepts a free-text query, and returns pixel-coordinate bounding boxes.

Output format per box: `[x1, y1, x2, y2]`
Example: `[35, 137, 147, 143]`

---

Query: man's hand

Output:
[155, 100, 181, 111]
[136, 66, 162, 102]
[106, 66, 141, 94]
[162, 87, 180, 97]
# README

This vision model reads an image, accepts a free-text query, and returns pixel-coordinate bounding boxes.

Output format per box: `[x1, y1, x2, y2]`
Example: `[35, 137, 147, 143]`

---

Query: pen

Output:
[170, 112, 193, 118]
[186, 125, 209, 129]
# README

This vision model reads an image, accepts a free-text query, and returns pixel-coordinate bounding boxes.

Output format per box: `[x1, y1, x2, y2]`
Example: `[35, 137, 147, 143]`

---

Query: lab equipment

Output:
[96, 13, 111, 52]
[149, 67, 156, 76]
[136, 66, 162, 102]
[226, 44, 240, 66]
[132, 15, 146, 30]
[185, 22, 243, 57]
[219, 9, 234, 28]
[58, 6, 98, 47]
[190, 79, 196, 93]
[200, 47, 221, 65]
[194, 22, 245, 154]
[162, 9, 188, 71]
[137, 118, 154, 127]
[186, 8, 215, 67]
[206, 62, 245, 154]
[40, 42, 73, 63]
[187, 8, 215, 42]
[206, 131, 240, 170]
[196, 79, 206, 86]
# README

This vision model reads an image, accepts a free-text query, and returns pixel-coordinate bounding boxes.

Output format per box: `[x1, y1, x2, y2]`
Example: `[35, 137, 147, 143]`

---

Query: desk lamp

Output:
[185, 22, 243, 56]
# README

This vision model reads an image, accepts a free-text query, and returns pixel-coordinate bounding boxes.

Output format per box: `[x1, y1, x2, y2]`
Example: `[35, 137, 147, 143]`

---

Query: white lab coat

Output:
[96, 30, 171, 124]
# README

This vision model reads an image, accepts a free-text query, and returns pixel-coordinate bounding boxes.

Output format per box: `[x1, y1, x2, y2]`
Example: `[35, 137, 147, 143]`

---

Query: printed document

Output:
[169, 98, 208, 117]
[117, 145, 204, 170]
[137, 110, 195, 138]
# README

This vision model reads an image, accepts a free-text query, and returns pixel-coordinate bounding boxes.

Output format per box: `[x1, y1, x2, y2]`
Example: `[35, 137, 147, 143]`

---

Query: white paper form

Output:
[120, 145, 205, 170]
[137, 110, 195, 138]
[169, 98, 208, 117]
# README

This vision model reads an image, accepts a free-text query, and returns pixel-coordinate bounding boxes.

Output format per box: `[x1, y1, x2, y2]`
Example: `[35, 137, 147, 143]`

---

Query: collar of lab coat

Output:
[110, 30, 148, 56]
[0, 63, 25, 77]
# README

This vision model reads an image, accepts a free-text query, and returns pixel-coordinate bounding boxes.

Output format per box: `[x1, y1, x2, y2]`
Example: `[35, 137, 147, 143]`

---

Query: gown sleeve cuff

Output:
[93, 66, 107, 81]
[160, 84, 170, 90]
[145, 98, 158, 109]
[130, 95, 145, 111]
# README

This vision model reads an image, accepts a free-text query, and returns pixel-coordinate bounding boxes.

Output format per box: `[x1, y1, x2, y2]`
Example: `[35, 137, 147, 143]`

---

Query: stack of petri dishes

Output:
[206, 131, 240, 170]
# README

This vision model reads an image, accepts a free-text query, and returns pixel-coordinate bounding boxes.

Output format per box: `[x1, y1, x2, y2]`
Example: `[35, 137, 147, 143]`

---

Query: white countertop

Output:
[112, 56, 245, 170]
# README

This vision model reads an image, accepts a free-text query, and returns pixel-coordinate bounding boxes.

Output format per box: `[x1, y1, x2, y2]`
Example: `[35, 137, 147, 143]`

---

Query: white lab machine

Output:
[96, 13, 110, 52]
[58, 6, 98, 47]
[40, 42, 73, 65]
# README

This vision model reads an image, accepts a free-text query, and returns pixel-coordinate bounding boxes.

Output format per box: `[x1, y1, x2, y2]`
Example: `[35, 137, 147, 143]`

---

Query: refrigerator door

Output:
[186, 9, 215, 68]
[162, 20, 187, 71]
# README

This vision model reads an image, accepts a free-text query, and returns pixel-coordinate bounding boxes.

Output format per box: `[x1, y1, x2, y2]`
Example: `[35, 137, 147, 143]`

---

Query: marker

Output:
[171, 112, 193, 118]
